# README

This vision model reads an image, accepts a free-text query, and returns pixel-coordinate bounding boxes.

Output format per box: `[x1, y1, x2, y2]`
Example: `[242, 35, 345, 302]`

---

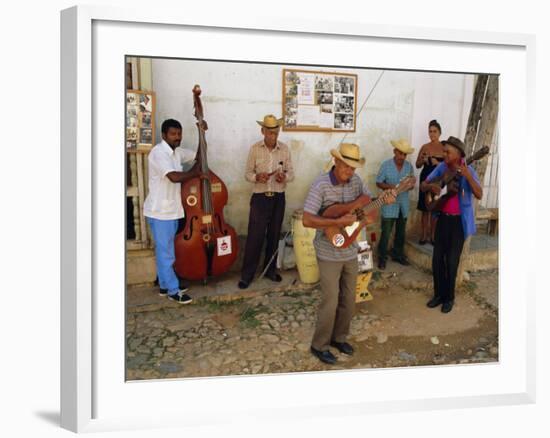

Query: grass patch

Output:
[283, 290, 302, 298]
[194, 297, 244, 312]
[461, 280, 478, 293]
[239, 305, 268, 328]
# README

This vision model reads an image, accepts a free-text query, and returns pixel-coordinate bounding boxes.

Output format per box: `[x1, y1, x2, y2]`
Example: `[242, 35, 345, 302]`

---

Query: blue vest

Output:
[426, 162, 479, 239]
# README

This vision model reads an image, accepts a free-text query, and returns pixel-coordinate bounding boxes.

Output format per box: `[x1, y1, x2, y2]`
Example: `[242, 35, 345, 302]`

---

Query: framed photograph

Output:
[282, 68, 358, 132]
[139, 127, 152, 144]
[125, 89, 155, 148]
[140, 111, 151, 128]
[126, 126, 137, 139]
[61, 5, 535, 433]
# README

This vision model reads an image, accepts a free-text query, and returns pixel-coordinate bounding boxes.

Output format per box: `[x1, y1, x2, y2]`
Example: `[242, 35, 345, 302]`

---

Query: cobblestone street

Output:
[126, 264, 498, 380]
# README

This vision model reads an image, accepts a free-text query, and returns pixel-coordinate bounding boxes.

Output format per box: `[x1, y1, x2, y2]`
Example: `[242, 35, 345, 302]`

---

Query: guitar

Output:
[321, 176, 416, 248]
[425, 146, 490, 212]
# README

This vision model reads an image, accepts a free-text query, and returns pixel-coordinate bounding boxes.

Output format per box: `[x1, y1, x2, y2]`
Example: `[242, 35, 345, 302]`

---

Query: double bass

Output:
[173, 85, 239, 283]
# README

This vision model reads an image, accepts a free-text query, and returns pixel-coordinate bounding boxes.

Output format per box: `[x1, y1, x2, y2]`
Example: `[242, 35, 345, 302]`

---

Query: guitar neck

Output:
[359, 185, 407, 216]
[362, 196, 386, 215]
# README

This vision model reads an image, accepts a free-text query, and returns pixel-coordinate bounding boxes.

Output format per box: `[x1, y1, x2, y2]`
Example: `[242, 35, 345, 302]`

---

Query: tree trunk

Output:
[464, 74, 488, 154]
[473, 75, 499, 183]
[456, 74, 499, 285]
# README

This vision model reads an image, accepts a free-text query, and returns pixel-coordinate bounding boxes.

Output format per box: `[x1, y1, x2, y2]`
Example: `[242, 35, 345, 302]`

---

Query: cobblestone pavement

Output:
[126, 265, 498, 380]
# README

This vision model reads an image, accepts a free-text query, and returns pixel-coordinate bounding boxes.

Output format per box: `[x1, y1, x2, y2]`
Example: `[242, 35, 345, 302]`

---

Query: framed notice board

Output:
[126, 89, 156, 149]
[282, 68, 357, 132]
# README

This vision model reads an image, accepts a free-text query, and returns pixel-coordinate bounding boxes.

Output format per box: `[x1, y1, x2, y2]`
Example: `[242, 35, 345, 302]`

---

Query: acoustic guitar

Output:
[321, 176, 416, 248]
[425, 146, 490, 212]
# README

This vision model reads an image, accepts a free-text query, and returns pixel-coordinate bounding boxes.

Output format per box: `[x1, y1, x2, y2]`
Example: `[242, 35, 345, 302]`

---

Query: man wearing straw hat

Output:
[375, 139, 416, 270]
[303, 143, 395, 365]
[238, 115, 295, 289]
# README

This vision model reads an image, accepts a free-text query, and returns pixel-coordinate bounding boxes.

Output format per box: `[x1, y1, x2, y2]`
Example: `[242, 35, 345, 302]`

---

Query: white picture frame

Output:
[60, 5, 536, 433]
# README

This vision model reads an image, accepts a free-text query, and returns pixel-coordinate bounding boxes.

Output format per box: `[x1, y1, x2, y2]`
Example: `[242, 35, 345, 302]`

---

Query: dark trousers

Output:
[378, 212, 407, 260]
[241, 192, 286, 282]
[432, 214, 465, 303]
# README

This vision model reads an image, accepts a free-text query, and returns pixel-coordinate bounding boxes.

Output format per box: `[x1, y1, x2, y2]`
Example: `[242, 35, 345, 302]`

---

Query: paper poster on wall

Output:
[217, 236, 232, 256]
[297, 73, 315, 105]
[319, 111, 333, 128]
[282, 68, 357, 132]
[296, 105, 320, 126]
[125, 89, 156, 148]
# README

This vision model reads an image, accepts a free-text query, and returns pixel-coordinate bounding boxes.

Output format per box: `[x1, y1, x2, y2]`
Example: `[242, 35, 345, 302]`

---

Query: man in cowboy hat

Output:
[238, 114, 295, 289]
[421, 136, 482, 313]
[302, 143, 396, 365]
[375, 139, 416, 270]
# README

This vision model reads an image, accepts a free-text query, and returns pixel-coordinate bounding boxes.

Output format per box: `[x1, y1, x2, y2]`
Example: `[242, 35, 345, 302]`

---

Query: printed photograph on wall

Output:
[282, 68, 358, 132]
[125, 56, 499, 382]
[125, 90, 155, 149]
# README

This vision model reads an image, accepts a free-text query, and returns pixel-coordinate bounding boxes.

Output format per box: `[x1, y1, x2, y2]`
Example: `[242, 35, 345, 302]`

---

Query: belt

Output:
[440, 212, 461, 217]
[255, 191, 283, 198]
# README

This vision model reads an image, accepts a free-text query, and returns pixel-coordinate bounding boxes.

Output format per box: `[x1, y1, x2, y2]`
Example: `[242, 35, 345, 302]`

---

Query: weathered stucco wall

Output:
[151, 58, 474, 235]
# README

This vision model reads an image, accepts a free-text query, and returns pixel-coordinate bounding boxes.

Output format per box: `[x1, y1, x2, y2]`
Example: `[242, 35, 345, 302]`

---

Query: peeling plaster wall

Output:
[151, 58, 475, 235]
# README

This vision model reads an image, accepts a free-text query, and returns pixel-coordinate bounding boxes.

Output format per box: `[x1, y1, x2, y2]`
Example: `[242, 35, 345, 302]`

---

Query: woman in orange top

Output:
[415, 120, 445, 245]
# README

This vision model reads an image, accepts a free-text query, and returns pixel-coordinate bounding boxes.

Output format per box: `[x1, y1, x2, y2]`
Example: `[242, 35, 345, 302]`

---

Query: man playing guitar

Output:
[420, 136, 483, 313]
[302, 143, 395, 365]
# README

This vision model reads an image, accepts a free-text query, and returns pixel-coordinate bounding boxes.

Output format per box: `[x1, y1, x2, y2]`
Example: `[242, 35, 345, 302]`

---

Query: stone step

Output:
[404, 236, 498, 273]
[127, 269, 317, 313]
[126, 248, 157, 286]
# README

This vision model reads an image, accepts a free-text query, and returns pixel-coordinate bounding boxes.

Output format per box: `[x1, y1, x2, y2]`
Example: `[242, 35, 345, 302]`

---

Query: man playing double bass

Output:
[238, 115, 295, 289]
[143, 119, 201, 304]
[302, 144, 395, 365]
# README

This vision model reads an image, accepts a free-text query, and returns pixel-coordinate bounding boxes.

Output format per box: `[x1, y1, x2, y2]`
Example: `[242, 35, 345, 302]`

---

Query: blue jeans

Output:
[146, 217, 180, 295]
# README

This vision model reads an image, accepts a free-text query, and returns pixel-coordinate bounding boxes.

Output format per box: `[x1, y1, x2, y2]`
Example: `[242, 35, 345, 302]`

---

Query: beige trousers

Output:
[311, 258, 358, 351]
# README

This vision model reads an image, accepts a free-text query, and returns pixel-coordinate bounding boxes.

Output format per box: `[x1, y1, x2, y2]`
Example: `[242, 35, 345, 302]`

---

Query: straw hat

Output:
[390, 139, 415, 155]
[256, 114, 283, 129]
[330, 143, 365, 168]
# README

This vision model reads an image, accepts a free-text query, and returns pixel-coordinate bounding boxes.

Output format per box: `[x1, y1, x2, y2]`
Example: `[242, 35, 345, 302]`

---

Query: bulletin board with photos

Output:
[282, 68, 358, 132]
[126, 90, 155, 149]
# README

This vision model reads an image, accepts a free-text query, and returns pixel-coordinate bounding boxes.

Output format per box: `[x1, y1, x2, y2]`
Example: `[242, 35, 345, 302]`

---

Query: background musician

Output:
[302, 143, 395, 365]
[375, 139, 416, 270]
[420, 136, 483, 313]
[238, 115, 295, 289]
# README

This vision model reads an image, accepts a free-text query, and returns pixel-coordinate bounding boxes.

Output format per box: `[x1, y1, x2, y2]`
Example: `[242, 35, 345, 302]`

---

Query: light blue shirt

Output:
[376, 158, 414, 219]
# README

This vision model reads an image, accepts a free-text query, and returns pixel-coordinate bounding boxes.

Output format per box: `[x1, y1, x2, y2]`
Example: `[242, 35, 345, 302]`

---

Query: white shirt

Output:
[143, 140, 195, 220]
